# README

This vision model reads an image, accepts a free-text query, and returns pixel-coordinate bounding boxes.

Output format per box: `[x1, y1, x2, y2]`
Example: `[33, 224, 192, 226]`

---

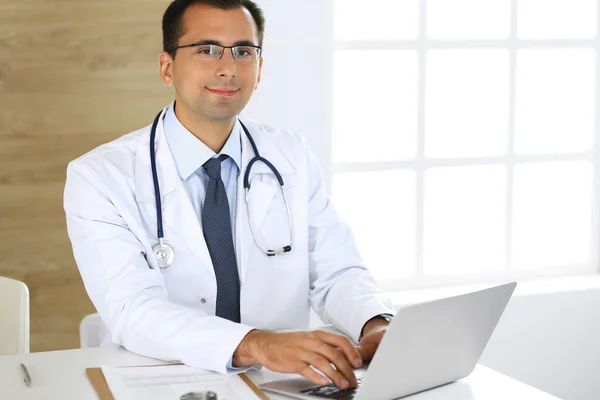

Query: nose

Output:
[216, 48, 236, 79]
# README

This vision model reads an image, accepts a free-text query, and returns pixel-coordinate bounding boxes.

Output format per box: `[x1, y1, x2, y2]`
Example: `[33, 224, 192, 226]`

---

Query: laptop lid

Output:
[260, 282, 517, 400]
[355, 282, 517, 400]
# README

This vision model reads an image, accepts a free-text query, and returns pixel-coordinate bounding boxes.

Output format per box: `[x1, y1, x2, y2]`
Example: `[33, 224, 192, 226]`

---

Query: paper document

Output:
[101, 364, 262, 400]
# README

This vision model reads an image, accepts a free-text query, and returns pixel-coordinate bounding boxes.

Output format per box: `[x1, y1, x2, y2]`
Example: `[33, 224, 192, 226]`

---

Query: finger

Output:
[296, 362, 330, 387]
[302, 353, 350, 389]
[313, 331, 362, 368]
[309, 342, 357, 387]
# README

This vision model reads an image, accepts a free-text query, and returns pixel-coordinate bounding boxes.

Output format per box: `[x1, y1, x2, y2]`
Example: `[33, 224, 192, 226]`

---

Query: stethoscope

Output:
[149, 110, 293, 268]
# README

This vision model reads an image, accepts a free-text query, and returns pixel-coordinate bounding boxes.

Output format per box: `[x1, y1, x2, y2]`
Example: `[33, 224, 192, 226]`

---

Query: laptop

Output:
[259, 281, 517, 400]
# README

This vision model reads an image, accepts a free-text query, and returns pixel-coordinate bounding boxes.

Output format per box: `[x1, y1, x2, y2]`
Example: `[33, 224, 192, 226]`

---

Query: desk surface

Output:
[0, 346, 560, 400]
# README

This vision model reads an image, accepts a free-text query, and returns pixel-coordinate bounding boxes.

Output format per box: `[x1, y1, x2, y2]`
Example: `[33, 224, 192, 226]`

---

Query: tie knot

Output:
[203, 155, 227, 180]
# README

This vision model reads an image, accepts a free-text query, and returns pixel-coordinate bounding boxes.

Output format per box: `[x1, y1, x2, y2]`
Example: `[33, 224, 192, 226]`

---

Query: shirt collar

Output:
[163, 101, 242, 180]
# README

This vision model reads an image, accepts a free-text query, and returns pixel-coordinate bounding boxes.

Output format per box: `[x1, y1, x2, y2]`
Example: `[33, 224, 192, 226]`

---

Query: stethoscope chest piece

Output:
[153, 239, 175, 269]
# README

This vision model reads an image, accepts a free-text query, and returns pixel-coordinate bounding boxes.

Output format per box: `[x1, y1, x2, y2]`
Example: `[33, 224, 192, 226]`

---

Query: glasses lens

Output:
[233, 46, 260, 61]
[192, 45, 222, 60]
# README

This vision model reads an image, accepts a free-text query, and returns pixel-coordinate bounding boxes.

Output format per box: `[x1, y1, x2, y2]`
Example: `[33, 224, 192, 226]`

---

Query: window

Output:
[331, 0, 598, 289]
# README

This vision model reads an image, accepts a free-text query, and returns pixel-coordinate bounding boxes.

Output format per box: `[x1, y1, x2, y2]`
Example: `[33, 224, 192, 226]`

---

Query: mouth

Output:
[206, 87, 240, 97]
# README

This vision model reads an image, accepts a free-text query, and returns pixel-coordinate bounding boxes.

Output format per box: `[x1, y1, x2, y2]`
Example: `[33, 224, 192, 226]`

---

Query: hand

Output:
[356, 318, 389, 362]
[233, 329, 363, 389]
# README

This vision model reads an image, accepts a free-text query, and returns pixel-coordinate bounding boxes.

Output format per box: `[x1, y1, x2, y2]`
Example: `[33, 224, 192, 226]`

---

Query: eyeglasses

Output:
[169, 43, 262, 61]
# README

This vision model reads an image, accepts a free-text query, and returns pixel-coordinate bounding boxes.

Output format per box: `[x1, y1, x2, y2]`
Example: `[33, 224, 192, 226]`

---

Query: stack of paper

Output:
[101, 364, 264, 400]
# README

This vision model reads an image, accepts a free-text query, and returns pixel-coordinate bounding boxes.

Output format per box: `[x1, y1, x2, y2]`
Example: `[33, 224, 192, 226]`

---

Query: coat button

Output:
[201, 298, 207, 304]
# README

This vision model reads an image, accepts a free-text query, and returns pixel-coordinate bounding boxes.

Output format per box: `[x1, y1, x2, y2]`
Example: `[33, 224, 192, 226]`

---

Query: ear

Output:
[255, 57, 264, 90]
[159, 51, 175, 87]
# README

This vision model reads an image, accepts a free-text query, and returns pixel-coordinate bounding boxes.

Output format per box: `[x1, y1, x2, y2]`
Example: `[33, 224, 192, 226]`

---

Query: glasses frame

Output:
[169, 42, 263, 61]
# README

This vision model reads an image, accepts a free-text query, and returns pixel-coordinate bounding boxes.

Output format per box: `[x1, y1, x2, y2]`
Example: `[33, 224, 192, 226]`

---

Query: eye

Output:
[192, 45, 215, 57]
[235, 47, 258, 59]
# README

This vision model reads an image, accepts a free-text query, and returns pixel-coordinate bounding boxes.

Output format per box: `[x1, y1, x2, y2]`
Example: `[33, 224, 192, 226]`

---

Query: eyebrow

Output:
[190, 39, 259, 47]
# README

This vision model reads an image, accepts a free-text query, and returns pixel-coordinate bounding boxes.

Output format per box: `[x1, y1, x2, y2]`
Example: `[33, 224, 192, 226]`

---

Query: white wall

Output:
[479, 287, 600, 400]
[242, 0, 333, 188]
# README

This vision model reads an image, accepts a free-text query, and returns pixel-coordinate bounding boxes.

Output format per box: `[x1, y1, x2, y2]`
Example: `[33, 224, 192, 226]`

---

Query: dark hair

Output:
[162, 0, 265, 57]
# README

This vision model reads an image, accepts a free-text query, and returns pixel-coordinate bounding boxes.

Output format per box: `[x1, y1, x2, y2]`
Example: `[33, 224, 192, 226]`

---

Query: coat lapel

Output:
[235, 120, 296, 283]
[134, 108, 215, 277]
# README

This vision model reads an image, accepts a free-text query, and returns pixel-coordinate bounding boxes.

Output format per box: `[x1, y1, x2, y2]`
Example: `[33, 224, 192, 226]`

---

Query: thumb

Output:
[355, 345, 367, 361]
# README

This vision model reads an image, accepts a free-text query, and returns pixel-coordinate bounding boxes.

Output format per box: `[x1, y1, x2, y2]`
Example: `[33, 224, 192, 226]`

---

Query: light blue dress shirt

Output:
[163, 102, 246, 372]
[163, 102, 242, 243]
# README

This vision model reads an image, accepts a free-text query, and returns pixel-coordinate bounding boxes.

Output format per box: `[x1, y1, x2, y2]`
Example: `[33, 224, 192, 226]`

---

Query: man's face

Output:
[164, 4, 263, 122]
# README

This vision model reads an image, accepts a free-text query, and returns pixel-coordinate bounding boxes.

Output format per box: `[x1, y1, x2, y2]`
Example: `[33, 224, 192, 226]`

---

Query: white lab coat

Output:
[64, 107, 394, 374]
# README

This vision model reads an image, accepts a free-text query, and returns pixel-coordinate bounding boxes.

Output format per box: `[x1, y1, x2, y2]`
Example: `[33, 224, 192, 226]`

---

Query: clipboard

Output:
[85, 366, 270, 400]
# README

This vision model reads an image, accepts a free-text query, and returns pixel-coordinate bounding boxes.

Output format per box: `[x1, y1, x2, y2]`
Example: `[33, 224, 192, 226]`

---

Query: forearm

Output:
[112, 290, 256, 374]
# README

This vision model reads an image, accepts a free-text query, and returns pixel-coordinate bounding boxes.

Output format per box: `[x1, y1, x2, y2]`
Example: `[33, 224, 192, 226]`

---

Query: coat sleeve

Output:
[305, 147, 396, 344]
[64, 162, 254, 374]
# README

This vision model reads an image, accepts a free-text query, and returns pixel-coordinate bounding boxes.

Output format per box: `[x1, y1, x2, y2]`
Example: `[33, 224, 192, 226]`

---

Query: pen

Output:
[20, 363, 31, 387]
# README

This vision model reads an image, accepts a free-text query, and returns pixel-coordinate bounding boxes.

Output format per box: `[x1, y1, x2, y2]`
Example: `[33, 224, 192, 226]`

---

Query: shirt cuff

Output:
[226, 357, 263, 374]
[226, 356, 247, 373]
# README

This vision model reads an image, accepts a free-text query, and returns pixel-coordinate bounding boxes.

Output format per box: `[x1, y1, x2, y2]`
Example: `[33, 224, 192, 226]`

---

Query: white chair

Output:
[0, 276, 30, 355]
[79, 313, 105, 348]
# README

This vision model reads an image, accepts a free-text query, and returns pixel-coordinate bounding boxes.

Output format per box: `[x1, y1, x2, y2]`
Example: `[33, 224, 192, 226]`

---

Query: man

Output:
[64, 0, 395, 390]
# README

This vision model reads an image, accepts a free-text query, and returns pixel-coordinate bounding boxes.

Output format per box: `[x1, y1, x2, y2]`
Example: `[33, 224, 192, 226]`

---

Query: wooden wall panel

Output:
[0, 0, 173, 351]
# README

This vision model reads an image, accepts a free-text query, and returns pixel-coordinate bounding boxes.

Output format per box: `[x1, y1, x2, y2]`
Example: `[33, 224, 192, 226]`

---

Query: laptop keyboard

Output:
[299, 377, 363, 399]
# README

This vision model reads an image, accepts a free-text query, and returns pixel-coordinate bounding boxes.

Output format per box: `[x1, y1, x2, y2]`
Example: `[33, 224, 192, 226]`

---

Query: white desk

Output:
[0, 346, 560, 400]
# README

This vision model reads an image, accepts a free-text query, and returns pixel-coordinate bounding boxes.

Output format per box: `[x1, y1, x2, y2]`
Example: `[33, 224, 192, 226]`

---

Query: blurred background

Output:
[1, 1, 599, 399]
[0, 0, 173, 352]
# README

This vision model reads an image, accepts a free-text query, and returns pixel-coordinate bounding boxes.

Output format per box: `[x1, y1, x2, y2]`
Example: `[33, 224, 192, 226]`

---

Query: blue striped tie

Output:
[202, 155, 241, 323]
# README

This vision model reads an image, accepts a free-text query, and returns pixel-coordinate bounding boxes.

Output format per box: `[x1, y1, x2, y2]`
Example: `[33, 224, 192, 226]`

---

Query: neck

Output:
[173, 102, 236, 153]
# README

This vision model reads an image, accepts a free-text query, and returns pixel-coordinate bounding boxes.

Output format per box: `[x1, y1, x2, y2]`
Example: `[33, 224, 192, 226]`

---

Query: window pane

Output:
[332, 170, 417, 280]
[424, 166, 507, 275]
[515, 49, 595, 155]
[425, 50, 509, 158]
[334, 0, 419, 40]
[427, 0, 511, 39]
[518, 0, 597, 39]
[512, 161, 593, 269]
[333, 50, 418, 163]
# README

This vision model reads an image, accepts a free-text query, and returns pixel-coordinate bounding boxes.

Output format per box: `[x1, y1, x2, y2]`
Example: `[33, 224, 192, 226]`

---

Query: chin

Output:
[201, 104, 244, 121]
[203, 111, 240, 121]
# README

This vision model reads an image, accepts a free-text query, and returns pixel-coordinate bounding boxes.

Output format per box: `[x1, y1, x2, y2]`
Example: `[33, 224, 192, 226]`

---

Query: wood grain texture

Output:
[0, 0, 173, 351]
